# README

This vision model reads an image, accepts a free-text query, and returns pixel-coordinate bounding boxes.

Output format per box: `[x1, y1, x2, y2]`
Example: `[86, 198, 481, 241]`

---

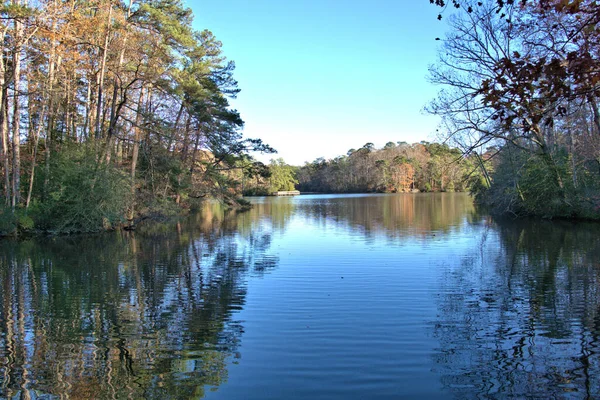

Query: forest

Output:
[1, 0, 599, 237]
[293, 142, 479, 194]
[0, 0, 273, 235]
[428, 0, 600, 219]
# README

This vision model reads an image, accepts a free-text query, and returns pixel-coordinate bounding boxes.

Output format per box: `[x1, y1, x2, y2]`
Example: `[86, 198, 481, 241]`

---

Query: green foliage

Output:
[240, 158, 299, 196]
[242, 186, 271, 196]
[0, 207, 18, 236]
[33, 144, 131, 233]
[0, 207, 36, 235]
[138, 145, 189, 198]
[478, 145, 600, 219]
[516, 156, 569, 217]
[17, 213, 34, 231]
[268, 159, 298, 192]
[468, 173, 491, 204]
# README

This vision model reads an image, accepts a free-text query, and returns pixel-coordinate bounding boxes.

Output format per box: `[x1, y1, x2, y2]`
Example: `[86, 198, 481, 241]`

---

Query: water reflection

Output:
[2, 194, 600, 399]
[434, 218, 600, 399]
[0, 204, 278, 399]
[251, 193, 476, 240]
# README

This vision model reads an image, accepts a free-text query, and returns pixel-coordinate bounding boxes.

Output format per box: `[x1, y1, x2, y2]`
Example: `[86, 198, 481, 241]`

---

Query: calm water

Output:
[1, 193, 600, 399]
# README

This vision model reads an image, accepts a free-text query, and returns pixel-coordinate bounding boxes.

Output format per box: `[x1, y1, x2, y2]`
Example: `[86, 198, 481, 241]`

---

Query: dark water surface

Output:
[1, 193, 600, 399]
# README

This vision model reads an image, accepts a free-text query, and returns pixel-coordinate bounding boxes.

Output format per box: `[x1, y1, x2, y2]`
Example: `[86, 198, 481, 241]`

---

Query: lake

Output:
[1, 193, 600, 399]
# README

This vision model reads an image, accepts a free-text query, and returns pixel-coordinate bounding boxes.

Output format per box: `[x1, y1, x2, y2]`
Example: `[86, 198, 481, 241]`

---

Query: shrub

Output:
[0, 206, 17, 236]
[479, 145, 600, 219]
[33, 143, 131, 233]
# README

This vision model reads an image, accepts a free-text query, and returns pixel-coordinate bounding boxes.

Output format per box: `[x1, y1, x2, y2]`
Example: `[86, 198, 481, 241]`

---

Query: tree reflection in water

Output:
[252, 192, 476, 241]
[0, 203, 278, 399]
[434, 218, 600, 399]
[3, 194, 600, 399]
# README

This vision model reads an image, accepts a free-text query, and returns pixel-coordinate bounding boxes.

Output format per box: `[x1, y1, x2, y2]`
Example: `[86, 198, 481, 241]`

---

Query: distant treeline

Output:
[295, 141, 483, 194]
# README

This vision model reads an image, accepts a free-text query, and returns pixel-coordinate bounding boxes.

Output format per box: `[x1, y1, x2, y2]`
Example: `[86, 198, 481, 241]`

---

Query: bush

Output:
[479, 145, 600, 219]
[242, 186, 270, 196]
[33, 143, 131, 233]
[0, 207, 35, 235]
[0, 206, 17, 236]
[17, 212, 34, 231]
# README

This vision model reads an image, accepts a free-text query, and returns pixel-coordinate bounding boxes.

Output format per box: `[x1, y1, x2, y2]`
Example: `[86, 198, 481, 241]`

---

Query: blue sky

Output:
[188, 0, 447, 165]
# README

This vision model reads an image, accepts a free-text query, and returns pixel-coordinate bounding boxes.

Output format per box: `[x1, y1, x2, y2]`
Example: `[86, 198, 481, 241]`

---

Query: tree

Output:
[268, 158, 298, 192]
[429, 0, 600, 217]
[0, 0, 276, 233]
[297, 142, 474, 194]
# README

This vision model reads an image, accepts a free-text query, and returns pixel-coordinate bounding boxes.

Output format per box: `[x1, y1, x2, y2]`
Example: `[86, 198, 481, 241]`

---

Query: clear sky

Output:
[187, 0, 447, 165]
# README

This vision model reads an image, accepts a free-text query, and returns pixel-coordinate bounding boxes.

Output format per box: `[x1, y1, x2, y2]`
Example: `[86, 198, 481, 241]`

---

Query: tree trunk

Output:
[104, 0, 133, 165]
[104, 79, 120, 164]
[128, 87, 144, 223]
[12, 5, 24, 208]
[2, 88, 9, 206]
[43, 63, 60, 202]
[83, 76, 92, 139]
[0, 26, 10, 205]
[588, 95, 600, 136]
[190, 129, 202, 174]
[95, 2, 112, 139]
[181, 113, 192, 162]
[167, 102, 184, 151]
[26, 105, 46, 210]
[64, 80, 71, 141]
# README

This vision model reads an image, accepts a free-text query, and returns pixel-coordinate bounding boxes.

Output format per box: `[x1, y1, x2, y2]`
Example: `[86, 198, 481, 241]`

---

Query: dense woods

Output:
[294, 142, 480, 194]
[429, 0, 600, 218]
[0, 0, 272, 234]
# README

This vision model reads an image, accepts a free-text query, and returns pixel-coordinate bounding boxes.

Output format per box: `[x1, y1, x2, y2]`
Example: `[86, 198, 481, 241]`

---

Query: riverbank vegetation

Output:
[0, 0, 273, 235]
[429, 0, 600, 219]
